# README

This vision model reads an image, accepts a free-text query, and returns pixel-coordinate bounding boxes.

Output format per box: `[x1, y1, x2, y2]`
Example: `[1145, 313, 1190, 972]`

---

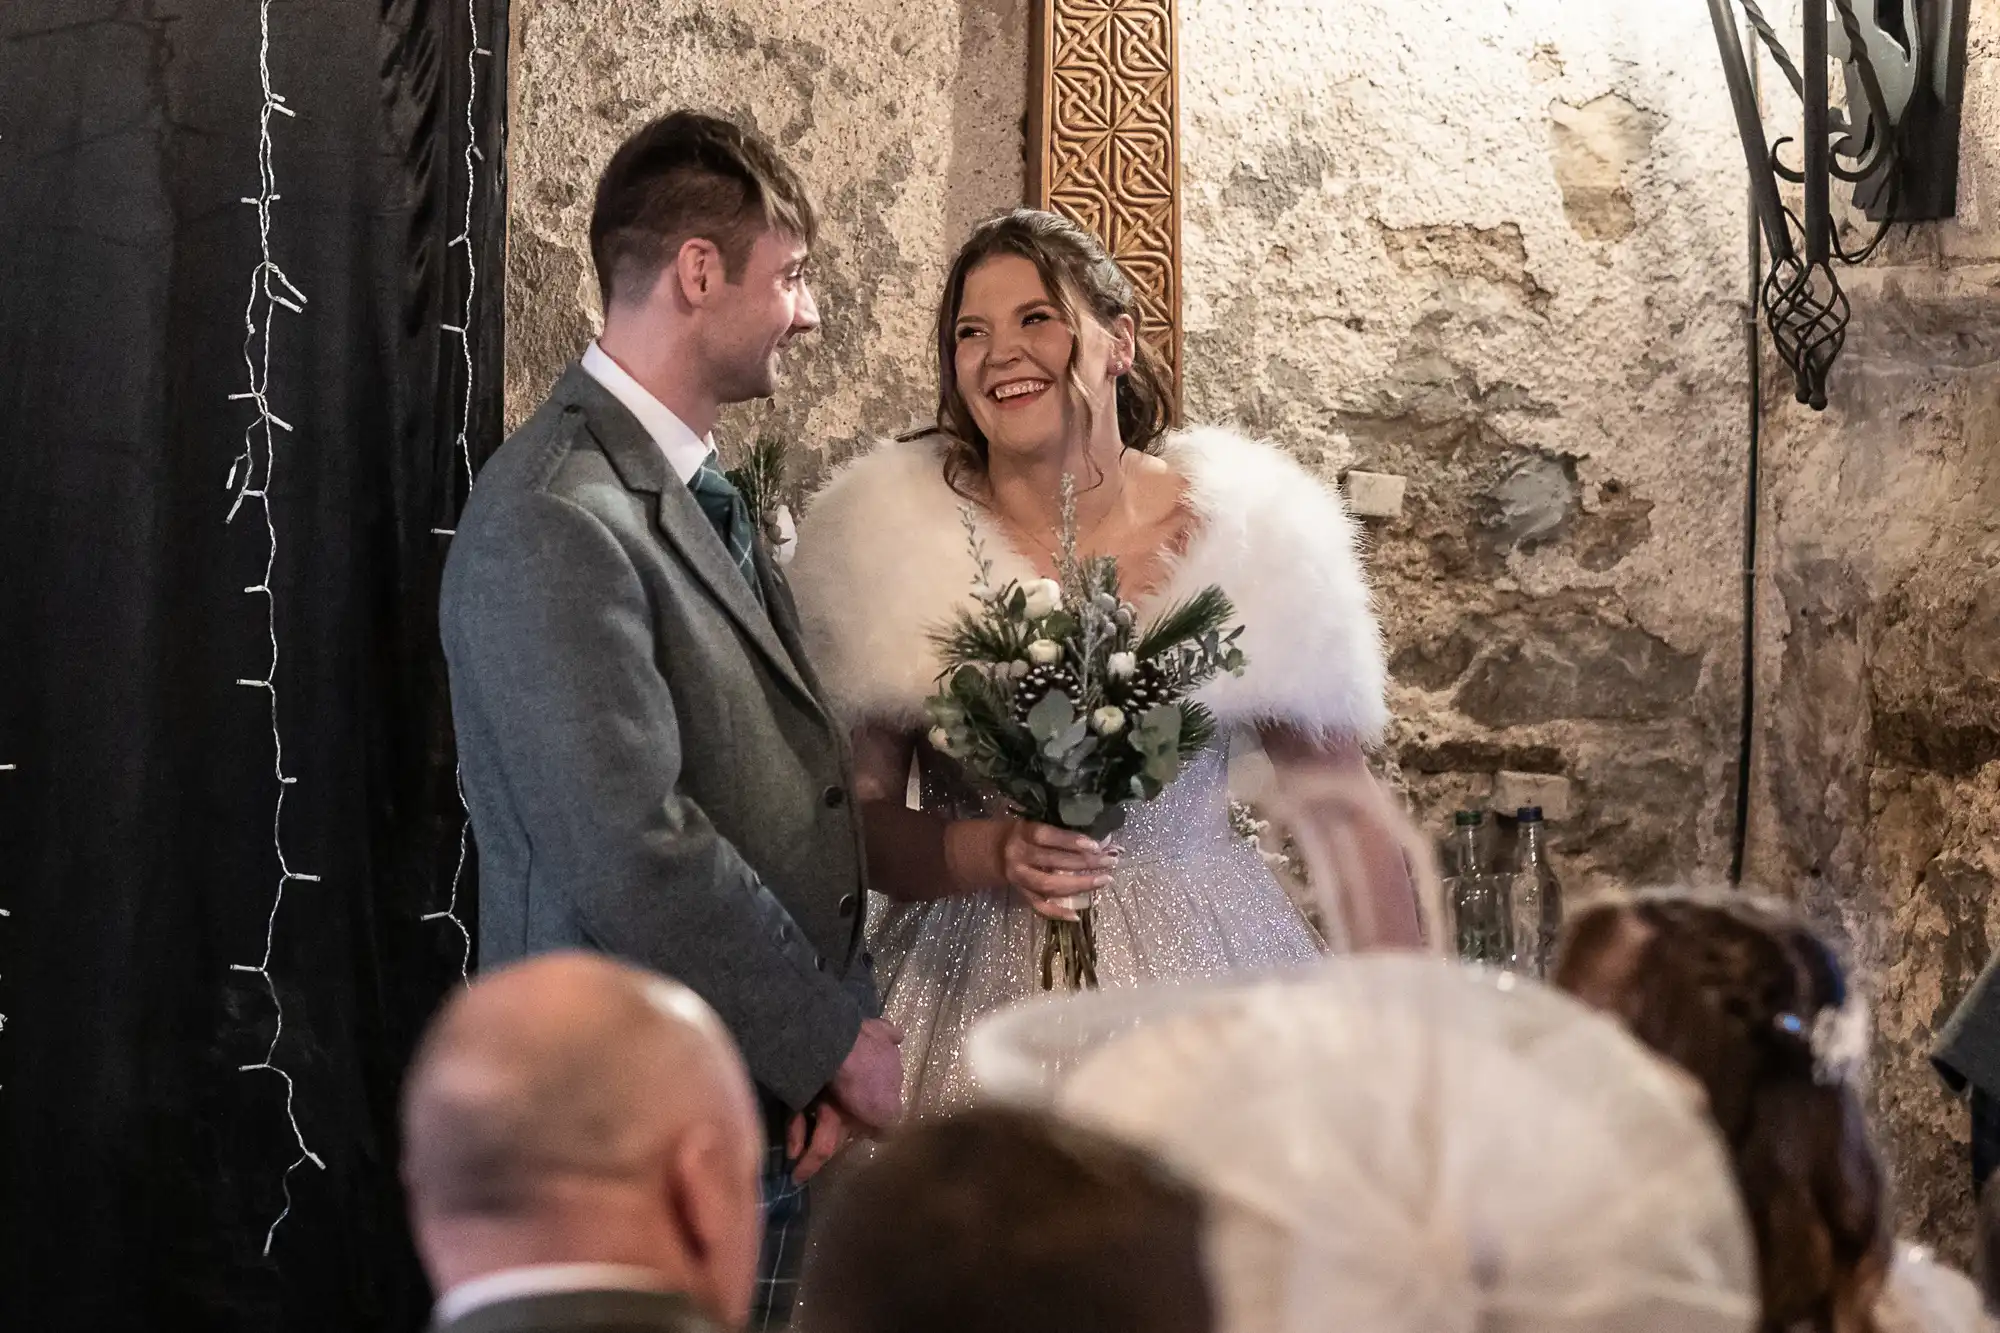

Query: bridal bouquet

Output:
[923, 481, 1247, 991]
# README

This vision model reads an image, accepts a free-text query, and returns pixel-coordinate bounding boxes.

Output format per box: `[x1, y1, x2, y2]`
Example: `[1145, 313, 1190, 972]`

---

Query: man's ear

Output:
[672, 237, 727, 310]
[668, 1120, 728, 1262]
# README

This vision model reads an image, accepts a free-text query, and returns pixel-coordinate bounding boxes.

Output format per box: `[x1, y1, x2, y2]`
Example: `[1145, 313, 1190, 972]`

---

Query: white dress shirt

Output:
[580, 341, 713, 485]
[434, 1262, 673, 1325]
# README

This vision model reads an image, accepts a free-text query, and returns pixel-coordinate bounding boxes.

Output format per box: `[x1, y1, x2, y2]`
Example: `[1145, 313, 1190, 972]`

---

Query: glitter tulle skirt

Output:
[872, 743, 1327, 1117]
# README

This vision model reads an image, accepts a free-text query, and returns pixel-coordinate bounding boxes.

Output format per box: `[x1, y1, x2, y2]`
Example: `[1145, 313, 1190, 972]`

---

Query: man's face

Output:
[706, 228, 819, 404]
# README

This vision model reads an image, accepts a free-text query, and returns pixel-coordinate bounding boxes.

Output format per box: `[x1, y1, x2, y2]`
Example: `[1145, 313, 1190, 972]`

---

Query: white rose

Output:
[1009, 659, 1033, 679]
[1107, 651, 1138, 681]
[1021, 578, 1064, 619]
[928, 726, 954, 755]
[1091, 706, 1127, 735]
[1027, 639, 1063, 666]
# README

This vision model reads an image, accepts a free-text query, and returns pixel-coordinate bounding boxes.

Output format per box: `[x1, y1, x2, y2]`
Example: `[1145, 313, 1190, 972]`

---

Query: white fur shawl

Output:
[789, 425, 1389, 742]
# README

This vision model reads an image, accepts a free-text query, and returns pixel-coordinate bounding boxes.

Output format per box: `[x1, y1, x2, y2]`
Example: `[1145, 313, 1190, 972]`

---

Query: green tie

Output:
[688, 451, 762, 601]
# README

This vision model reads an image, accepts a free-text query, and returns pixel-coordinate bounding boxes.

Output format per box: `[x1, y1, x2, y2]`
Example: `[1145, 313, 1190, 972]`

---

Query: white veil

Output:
[968, 957, 1759, 1333]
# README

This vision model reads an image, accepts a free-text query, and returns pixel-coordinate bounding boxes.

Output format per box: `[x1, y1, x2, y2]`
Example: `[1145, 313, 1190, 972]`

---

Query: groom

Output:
[439, 111, 900, 1328]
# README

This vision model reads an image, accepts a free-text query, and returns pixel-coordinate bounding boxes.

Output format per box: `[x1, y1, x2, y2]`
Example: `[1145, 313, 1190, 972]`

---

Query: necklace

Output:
[997, 493, 1122, 569]
[992, 458, 1130, 567]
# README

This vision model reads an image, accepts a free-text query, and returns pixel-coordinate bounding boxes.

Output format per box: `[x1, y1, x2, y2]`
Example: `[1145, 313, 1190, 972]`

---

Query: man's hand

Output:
[786, 1100, 850, 1184]
[824, 1017, 904, 1133]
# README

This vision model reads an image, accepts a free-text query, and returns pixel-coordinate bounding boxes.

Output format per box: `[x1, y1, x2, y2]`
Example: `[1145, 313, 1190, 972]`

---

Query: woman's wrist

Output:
[943, 817, 1010, 894]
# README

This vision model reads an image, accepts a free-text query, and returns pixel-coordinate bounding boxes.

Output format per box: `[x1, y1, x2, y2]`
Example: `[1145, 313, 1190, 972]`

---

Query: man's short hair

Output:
[588, 110, 817, 309]
[803, 1106, 1213, 1333]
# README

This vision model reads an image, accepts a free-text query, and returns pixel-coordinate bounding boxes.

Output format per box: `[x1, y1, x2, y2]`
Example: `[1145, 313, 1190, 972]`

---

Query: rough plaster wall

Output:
[504, 0, 1030, 477]
[1176, 0, 1749, 895]
[1743, 0, 2000, 1258]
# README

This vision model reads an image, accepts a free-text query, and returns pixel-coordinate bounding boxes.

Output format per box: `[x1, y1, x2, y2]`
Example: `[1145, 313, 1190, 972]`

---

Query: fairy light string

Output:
[222, 0, 324, 1258]
[420, 0, 493, 980]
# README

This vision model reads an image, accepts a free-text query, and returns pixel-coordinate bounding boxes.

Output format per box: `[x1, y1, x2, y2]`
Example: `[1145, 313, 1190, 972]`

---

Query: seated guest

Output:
[1556, 891, 1995, 1333]
[802, 1105, 1212, 1333]
[401, 952, 765, 1333]
[969, 955, 1760, 1333]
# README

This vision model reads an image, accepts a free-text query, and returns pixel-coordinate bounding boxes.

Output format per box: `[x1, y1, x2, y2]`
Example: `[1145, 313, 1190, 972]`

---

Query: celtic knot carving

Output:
[1032, 0, 1183, 397]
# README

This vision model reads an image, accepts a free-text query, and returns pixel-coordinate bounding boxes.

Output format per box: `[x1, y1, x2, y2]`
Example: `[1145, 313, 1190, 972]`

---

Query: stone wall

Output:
[1744, 0, 2000, 1255]
[504, 0, 1031, 469]
[1174, 0, 1749, 897]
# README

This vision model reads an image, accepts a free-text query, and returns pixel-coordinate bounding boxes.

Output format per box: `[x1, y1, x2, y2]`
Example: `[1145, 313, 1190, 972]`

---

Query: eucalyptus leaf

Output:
[1088, 802, 1128, 841]
[1058, 791, 1105, 829]
[1025, 690, 1075, 743]
[1045, 716, 1091, 759]
[1132, 704, 1182, 753]
[1131, 704, 1183, 784]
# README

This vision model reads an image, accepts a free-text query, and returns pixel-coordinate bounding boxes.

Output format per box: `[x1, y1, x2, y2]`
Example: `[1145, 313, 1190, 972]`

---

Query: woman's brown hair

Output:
[1554, 893, 1891, 1333]
[917, 209, 1177, 497]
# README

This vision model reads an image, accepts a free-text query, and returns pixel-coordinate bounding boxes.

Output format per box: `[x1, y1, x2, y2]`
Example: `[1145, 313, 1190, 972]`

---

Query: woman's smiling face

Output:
[951, 253, 1124, 464]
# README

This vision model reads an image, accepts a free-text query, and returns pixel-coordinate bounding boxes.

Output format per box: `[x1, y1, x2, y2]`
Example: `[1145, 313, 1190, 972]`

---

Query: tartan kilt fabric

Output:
[752, 1141, 809, 1330]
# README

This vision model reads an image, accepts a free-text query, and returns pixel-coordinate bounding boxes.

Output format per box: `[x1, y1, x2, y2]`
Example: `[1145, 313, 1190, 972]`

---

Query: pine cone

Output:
[1110, 659, 1173, 713]
[1013, 661, 1081, 721]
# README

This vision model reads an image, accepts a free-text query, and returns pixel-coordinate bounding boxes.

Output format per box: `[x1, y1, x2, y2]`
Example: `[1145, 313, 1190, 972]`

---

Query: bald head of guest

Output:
[401, 952, 764, 1327]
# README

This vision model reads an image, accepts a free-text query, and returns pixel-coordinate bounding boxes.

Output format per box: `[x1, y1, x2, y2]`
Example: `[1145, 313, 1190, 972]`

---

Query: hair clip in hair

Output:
[1774, 995, 1870, 1087]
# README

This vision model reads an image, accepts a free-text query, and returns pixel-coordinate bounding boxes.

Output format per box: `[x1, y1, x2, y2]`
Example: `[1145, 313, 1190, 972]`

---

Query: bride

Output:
[789, 208, 1423, 1115]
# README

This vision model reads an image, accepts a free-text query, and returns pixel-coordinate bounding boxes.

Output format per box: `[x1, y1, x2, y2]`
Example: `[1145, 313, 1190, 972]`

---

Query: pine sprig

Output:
[931, 611, 1033, 668]
[1177, 698, 1218, 757]
[724, 433, 788, 531]
[1137, 585, 1237, 660]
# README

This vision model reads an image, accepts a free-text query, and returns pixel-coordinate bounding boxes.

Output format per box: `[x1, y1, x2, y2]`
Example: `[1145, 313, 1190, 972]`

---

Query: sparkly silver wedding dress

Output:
[875, 742, 1322, 1113]
[789, 425, 1391, 1117]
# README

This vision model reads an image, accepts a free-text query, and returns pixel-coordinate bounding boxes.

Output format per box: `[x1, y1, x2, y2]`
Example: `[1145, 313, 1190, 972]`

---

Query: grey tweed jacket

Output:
[1937, 952, 2000, 1101]
[440, 363, 877, 1111]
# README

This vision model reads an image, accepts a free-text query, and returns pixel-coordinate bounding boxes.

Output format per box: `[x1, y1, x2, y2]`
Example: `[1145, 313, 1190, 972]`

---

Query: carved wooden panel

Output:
[1029, 0, 1183, 401]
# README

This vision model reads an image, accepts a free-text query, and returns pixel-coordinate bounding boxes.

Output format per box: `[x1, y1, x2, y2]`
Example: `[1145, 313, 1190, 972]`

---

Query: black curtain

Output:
[0, 0, 505, 1326]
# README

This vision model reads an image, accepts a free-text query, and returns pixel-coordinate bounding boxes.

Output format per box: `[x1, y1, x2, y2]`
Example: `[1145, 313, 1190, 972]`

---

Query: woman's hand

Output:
[854, 722, 1119, 913]
[957, 818, 1115, 921]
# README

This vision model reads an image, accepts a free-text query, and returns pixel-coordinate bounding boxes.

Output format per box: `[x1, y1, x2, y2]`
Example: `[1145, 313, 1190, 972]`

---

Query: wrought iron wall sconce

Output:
[1706, 0, 1970, 408]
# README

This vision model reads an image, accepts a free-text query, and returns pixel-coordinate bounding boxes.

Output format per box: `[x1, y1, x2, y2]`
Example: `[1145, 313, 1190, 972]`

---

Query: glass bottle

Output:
[1506, 806, 1563, 977]
[1443, 810, 1510, 965]
[1444, 809, 1484, 879]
